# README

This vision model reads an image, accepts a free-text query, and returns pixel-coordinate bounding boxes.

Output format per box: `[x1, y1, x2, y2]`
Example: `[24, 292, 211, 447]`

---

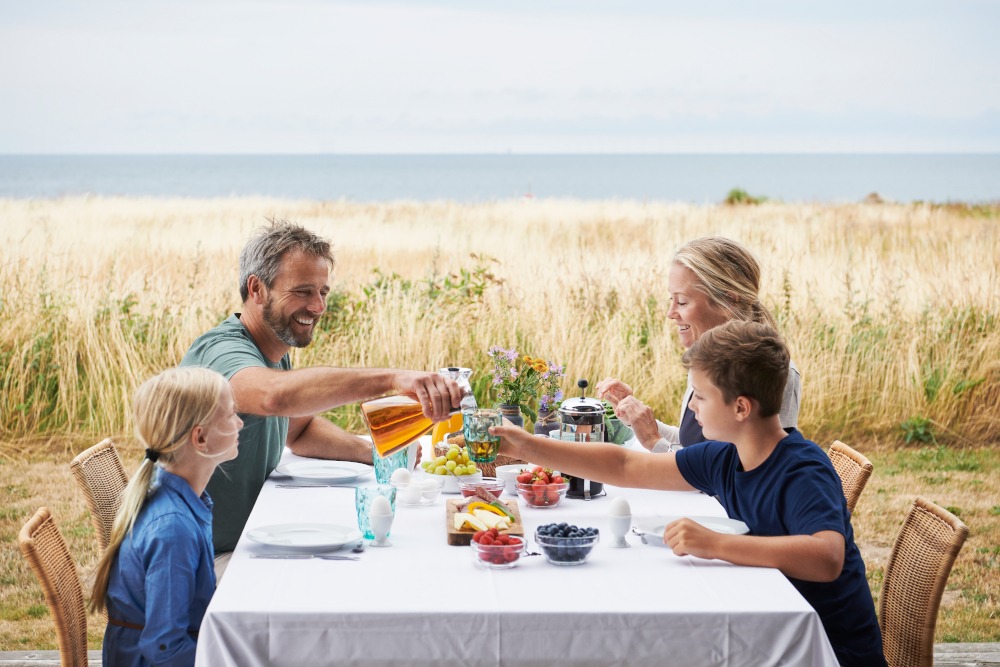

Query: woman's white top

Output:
[650, 360, 801, 453]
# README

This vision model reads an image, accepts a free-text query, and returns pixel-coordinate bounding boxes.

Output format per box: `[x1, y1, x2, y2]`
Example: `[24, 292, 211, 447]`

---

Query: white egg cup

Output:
[608, 514, 632, 548]
[369, 512, 394, 547]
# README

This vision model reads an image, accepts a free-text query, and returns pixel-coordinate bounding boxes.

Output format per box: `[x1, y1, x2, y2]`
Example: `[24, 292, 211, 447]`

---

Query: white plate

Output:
[245, 523, 363, 553]
[274, 460, 373, 484]
[636, 516, 750, 547]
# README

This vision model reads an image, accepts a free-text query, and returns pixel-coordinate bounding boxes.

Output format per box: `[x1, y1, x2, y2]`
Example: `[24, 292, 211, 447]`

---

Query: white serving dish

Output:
[635, 516, 750, 548]
[495, 463, 532, 496]
[245, 523, 363, 553]
[441, 471, 482, 494]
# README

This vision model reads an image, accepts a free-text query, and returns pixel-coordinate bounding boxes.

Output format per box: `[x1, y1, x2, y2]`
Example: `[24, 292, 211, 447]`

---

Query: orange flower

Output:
[533, 362, 547, 372]
[523, 355, 533, 363]
[533, 357, 545, 366]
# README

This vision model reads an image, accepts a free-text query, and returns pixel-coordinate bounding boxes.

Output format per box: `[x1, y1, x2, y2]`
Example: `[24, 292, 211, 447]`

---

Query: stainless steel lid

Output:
[559, 396, 604, 426]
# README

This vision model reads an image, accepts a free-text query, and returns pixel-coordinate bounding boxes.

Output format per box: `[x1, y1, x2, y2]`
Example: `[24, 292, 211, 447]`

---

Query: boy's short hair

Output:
[682, 321, 790, 418]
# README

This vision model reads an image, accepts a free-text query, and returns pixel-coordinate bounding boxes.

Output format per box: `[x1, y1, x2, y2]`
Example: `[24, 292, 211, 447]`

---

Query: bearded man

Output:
[180, 220, 460, 575]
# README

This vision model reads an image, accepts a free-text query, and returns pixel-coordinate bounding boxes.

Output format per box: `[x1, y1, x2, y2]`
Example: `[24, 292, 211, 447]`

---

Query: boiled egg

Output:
[390, 468, 411, 485]
[608, 496, 631, 517]
[370, 495, 393, 516]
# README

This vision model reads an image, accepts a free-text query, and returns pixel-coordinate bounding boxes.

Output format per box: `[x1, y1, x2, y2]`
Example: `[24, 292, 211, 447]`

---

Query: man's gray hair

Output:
[239, 218, 335, 301]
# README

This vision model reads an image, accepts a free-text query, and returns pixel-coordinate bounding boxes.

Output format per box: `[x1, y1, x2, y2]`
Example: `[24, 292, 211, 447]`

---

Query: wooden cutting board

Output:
[446, 498, 524, 546]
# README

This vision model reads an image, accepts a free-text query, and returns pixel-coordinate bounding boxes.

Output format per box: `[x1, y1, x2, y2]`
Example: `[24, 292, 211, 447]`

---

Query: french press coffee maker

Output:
[558, 379, 606, 500]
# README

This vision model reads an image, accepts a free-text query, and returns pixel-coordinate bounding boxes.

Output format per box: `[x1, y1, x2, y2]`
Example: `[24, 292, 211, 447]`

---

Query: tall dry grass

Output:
[1, 197, 998, 449]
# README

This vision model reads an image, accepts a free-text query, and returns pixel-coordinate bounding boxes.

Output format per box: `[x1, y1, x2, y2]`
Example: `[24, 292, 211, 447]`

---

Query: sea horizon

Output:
[2, 153, 998, 204]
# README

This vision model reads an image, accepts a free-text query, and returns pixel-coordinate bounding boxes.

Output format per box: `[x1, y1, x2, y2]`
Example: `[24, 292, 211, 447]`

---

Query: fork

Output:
[275, 484, 333, 488]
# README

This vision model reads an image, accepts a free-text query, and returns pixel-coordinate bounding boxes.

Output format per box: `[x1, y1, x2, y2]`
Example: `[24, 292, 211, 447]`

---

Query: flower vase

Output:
[533, 410, 560, 437]
[498, 404, 525, 429]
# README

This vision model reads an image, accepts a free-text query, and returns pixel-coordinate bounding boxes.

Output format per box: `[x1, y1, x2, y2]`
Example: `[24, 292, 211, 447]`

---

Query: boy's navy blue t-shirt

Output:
[676, 429, 886, 667]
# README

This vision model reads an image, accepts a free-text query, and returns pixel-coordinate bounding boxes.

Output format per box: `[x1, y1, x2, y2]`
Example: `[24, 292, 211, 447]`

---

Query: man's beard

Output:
[262, 296, 314, 348]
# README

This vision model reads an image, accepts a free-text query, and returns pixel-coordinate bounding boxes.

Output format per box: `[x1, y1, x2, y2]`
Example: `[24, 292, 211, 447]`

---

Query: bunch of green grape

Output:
[420, 445, 481, 476]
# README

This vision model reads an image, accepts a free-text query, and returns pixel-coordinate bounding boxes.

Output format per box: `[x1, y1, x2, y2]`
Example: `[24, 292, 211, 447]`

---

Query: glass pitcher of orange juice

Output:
[363, 367, 477, 458]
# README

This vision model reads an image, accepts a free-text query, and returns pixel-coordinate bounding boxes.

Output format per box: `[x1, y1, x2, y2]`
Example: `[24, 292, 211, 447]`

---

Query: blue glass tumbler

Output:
[354, 484, 397, 539]
[372, 443, 409, 484]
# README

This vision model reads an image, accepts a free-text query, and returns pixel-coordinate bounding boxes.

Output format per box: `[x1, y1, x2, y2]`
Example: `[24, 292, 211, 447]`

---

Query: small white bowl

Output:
[495, 463, 531, 496]
[392, 475, 445, 506]
[442, 471, 482, 494]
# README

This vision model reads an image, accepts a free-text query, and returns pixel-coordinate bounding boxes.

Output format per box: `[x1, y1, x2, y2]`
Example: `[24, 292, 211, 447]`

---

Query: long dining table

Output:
[195, 438, 839, 667]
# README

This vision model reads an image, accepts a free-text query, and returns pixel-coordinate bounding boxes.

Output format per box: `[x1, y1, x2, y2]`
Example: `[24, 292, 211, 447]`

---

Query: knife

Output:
[250, 554, 359, 561]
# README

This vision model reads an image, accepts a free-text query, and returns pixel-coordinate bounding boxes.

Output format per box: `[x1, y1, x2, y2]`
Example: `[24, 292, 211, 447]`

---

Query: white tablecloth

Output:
[196, 438, 838, 667]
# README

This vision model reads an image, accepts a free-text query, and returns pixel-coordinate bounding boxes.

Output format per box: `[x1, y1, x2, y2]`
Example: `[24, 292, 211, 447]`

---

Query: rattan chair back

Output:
[828, 440, 873, 513]
[18, 508, 89, 667]
[879, 497, 968, 667]
[70, 438, 129, 559]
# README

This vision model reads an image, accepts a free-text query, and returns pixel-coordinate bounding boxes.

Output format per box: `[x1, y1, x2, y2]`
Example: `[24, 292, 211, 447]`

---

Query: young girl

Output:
[90, 367, 242, 666]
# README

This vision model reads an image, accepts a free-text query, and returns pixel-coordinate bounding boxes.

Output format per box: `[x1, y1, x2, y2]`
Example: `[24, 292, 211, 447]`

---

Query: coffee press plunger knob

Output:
[578, 378, 588, 398]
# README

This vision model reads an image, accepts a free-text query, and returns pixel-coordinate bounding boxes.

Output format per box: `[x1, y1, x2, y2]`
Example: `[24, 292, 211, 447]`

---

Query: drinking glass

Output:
[463, 409, 502, 463]
[372, 443, 408, 483]
[354, 484, 396, 539]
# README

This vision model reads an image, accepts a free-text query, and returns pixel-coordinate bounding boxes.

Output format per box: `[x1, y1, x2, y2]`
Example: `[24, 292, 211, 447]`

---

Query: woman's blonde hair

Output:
[89, 366, 228, 614]
[672, 237, 778, 329]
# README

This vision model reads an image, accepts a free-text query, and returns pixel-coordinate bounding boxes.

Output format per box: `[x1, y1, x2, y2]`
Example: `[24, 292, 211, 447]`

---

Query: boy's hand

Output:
[615, 396, 660, 447]
[488, 419, 531, 459]
[596, 378, 633, 407]
[663, 518, 722, 560]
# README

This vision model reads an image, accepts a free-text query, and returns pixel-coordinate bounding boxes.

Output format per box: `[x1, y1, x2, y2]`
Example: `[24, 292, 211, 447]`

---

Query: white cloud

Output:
[0, 0, 997, 152]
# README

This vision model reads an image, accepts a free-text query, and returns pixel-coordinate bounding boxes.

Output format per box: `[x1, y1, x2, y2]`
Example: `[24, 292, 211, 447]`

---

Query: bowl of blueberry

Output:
[534, 523, 600, 566]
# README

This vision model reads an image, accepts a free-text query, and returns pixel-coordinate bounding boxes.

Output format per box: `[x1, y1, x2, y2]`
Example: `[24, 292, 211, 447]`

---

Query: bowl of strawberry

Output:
[470, 529, 526, 569]
[514, 467, 569, 508]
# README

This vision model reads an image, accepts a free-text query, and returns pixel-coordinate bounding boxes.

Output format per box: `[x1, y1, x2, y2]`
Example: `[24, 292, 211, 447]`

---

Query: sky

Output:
[1, 1, 999, 153]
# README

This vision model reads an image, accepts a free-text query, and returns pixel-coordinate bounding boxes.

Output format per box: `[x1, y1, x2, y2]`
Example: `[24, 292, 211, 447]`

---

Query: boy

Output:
[490, 321, 886, 667]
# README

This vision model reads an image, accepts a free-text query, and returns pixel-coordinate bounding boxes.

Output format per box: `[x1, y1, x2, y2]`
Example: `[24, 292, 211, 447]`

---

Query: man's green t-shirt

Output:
[180, 313, 290, 554]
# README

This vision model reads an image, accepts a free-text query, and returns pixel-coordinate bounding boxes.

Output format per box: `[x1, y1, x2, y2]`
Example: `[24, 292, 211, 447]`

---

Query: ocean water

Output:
[1, 154, 998, 203]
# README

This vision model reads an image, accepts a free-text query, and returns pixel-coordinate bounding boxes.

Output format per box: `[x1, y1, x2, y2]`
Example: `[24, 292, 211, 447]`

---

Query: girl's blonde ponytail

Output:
[89, 367, 227, 614]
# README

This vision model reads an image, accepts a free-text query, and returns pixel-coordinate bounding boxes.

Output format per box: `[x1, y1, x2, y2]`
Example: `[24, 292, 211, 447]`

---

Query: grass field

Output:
[0, 197, 998, 648]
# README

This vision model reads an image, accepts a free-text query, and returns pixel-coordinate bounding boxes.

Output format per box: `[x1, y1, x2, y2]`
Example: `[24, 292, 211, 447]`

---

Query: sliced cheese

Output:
[453, 512, 488, 532]
[473, 509, 503, 529]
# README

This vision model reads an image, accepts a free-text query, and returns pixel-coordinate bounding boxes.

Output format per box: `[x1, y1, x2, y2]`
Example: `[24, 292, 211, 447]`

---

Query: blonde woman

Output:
[597, 237, 800, 452]
[90, 367, 242, 667]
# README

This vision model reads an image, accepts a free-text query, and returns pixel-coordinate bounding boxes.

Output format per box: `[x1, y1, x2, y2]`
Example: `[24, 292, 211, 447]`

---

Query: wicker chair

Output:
[827, 440, 873, 513]
[879, 497, 969, 667]
[18, 508, 89, 667]
[70, 438, 129, 560]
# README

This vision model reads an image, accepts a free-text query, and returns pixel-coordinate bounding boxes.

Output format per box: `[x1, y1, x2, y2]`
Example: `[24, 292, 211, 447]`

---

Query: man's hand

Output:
[596, 378, 633, 408]
[391, 371, 462, 422]
[663, 518, 722, 559]
[615, 396, 660, 448]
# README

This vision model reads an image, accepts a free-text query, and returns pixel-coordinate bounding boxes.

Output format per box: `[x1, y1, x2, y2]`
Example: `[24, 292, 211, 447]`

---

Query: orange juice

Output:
[362, 395, 442, 458]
